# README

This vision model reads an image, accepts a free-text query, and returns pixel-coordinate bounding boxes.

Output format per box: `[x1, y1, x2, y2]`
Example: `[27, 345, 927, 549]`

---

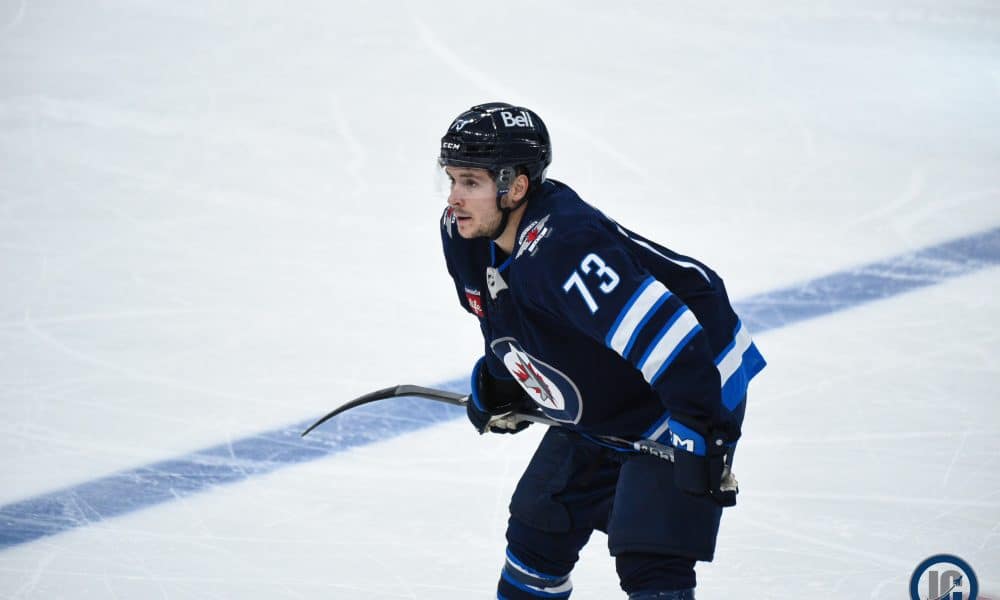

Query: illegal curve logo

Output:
[490, 337, 582, 424]
[910, 554, 980, 600]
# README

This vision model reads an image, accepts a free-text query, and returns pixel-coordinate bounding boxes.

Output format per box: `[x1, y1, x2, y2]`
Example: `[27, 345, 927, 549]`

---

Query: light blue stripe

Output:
[505, 549, 566, 583]
[500, 571, 572, 599]
[720, 342, 766, 411]
[665, 419, 707, 456]
[2, 226, 998, 551]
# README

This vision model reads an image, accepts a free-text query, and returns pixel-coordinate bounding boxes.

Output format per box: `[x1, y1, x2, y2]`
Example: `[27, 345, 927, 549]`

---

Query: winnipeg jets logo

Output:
[509, 346, 557, 408]
[442, 206, 456, 238]
[492, 337, 582, 423]
[515, 214, 552, 259]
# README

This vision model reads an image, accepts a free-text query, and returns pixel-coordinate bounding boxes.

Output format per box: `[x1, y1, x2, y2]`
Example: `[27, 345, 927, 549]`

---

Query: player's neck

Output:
[494, 203, 527, 254]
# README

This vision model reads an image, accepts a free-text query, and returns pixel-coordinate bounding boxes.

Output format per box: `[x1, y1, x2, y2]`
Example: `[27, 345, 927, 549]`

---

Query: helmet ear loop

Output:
[490, 167, 517, 241]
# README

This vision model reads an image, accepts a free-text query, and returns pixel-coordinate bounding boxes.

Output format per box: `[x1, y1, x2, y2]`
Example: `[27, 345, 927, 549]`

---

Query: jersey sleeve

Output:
[519, 218, 723, 433]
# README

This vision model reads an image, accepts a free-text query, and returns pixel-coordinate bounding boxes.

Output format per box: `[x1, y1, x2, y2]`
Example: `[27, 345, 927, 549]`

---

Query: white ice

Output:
[1, 1, 998, 598]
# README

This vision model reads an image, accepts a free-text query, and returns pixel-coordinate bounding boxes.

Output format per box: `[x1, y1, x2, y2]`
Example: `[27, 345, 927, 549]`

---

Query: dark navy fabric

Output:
[509, 428, 618, 533]
[608, 454, 723, 561]
[441, 179, 764, 447]
[443, 180, 765, 597]
[502, 428, 721, 596]
[616, 553, 697, 596]
[509, 429, 724, 560]
[499, 521, 584, 599]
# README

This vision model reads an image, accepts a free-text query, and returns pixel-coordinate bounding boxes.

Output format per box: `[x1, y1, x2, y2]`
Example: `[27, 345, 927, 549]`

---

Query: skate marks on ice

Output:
[1, 225, 999, 551]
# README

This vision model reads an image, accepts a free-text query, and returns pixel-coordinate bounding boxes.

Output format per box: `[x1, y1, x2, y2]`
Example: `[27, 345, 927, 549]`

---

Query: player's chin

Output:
[455, 218, 479, 239]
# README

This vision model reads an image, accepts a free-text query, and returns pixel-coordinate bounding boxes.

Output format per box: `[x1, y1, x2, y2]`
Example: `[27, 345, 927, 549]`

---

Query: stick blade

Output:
[300, 385, 406, 437]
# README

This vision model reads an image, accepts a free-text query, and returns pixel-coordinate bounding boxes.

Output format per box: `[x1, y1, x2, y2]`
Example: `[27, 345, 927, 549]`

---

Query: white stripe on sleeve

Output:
[608, 279, 670, 356]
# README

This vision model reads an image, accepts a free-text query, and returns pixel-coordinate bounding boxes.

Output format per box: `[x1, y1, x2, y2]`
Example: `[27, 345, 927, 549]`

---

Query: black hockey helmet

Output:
[439, 102, 552, 196]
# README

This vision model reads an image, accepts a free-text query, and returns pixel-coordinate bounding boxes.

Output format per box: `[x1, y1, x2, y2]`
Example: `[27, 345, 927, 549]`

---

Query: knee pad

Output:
[608, 454, 723, 561]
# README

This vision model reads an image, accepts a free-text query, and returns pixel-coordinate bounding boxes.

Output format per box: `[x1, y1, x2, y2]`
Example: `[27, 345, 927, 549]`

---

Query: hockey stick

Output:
[299, 384, 561, 438]
[299, 384, 676, 463]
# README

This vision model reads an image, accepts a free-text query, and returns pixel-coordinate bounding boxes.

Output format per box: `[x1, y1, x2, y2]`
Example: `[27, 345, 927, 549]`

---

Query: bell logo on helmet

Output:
[500, 110, 534, 128]
[439, 103, 552, 185]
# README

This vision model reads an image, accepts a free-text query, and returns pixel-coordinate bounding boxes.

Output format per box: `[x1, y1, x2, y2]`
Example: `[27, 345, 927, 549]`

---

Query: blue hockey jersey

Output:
[441, 180, 765, 447]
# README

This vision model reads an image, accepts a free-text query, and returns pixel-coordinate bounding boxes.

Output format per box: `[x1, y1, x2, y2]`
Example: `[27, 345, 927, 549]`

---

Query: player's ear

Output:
[504, 173, 530, 208]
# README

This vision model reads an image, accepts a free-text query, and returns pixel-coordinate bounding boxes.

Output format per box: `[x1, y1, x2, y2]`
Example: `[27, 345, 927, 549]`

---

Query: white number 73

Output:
[562, 253, 620, 313]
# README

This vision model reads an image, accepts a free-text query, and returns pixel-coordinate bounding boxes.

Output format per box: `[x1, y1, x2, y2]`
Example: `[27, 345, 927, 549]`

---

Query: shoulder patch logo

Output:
[464, 286, 484, 317]
[515, 214, 552, 259]
[442, 206, 456, 238]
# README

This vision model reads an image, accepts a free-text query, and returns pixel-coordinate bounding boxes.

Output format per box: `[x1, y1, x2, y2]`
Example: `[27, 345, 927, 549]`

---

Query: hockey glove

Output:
[466, 357, 533, 435]
[667, 414, 739, 507]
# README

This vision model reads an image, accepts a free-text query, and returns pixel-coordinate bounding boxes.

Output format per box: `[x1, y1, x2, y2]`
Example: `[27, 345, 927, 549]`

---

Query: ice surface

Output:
[1, 1, 998, 598]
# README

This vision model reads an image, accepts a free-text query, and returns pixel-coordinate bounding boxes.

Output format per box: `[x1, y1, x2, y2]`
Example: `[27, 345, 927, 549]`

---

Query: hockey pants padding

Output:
[608, 454, 723, 561]
[499, 428, 721, 597]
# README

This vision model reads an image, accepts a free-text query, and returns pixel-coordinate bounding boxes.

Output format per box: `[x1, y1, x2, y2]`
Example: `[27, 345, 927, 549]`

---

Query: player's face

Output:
[445, 166, 502, 239]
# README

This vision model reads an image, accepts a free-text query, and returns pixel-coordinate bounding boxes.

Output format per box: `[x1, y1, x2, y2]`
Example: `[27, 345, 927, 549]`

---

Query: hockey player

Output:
[439, 103, 765, 600]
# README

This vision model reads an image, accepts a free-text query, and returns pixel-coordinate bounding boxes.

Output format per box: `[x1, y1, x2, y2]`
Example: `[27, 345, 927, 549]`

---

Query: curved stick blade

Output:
[300, 384, 471, 437]
[301, 385, 404, 437]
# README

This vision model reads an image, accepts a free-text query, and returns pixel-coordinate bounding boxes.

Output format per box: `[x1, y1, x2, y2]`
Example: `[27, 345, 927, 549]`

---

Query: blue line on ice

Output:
[1, 226, 998, 550]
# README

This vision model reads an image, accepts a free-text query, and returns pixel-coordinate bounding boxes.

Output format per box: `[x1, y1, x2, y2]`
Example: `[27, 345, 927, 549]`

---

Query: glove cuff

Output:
[471, 356, 528, 414]
[470, 357, 489, 412]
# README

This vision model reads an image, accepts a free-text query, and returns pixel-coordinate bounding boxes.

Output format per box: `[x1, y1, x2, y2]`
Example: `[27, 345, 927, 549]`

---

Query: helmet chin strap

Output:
[490, 199, 512, 241]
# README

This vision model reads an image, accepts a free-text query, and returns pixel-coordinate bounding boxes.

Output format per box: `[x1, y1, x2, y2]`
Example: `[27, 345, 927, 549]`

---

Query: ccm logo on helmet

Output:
[442, 142, 461, 150]
[500, 110, 534, 128]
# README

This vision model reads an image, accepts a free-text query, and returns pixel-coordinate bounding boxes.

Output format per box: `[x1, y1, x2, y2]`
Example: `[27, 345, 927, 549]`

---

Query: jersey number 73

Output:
[562, 253, 620, 313]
